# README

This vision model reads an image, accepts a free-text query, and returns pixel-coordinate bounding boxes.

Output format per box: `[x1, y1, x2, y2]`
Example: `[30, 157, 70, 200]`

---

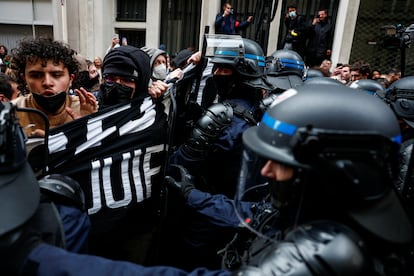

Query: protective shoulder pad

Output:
[285, 220, 371, 275]
[39, 174, 86, 211]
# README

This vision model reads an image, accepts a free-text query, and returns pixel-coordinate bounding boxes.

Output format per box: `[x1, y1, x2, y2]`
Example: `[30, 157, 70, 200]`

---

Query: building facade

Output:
[0, 0, 413, 75]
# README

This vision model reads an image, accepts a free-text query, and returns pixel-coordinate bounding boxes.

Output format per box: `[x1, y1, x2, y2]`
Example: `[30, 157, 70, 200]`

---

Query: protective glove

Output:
[181, 102, 233, 159]
[164, 164, 195, 200]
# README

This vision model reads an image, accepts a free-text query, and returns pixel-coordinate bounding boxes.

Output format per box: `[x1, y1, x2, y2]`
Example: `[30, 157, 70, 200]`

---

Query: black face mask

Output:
[32, 92, 67, 114]
[213, 75, 236, 99]
[102, 82, 134, 106]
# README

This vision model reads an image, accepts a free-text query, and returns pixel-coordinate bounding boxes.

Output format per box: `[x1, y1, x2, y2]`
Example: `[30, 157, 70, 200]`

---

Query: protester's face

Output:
[94, 58, 102, 68]
[341, 66, 351, 80]
[104, 74, 136, 97]
[24, 60, 73, 96]
[88, 64, 98, 79]
[154, 55, 167, 68]
[261, 160, 294, 181]
[350, 70, 362, 81]
[371, 70, 380, 80]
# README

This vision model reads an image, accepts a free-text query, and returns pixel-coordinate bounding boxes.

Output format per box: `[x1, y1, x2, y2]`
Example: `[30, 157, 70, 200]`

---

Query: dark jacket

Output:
[307, 20, 332, 57]
[215, 14, 251, 35]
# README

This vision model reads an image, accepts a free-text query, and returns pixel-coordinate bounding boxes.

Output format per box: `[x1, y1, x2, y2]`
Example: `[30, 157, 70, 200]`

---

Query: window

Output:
[117, 0, 146, 22]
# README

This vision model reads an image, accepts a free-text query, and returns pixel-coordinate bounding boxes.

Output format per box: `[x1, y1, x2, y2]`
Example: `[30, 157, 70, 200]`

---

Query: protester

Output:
[11, 37, 98, 138]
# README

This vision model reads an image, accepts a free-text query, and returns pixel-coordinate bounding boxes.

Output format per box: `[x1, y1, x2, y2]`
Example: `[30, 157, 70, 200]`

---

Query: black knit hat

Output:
[103, 45, 151, 99]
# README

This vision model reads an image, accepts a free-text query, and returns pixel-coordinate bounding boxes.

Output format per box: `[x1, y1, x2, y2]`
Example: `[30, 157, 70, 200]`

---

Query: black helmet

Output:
[0, 102, 40, 236]
[305, 68, 326, 79]
[237, 84, 412, 244]
[349, 79, 385, 95]
[265, 50, 304, 93]
[304, 76, 343, 86]
[380, 76, 414, 128]
[210, 37, 271, 90]
[39, 174, 86, 211]
[266, 49, 305, 78]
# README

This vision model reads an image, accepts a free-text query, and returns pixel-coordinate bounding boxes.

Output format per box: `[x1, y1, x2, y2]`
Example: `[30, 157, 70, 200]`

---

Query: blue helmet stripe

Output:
[215, 50, 239, 56]
[392, 134, 402, 145]
[261, 113, 297, 135]
[245, 53, 265, 67]
[280, 58, 305, 70]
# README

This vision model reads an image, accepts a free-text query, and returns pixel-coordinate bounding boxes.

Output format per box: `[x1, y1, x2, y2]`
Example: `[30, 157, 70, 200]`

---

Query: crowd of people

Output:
[0, 4, 414, 276]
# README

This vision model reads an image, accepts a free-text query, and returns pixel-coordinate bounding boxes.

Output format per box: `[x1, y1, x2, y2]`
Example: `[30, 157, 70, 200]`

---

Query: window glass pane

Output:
[117, 0, 146, 22]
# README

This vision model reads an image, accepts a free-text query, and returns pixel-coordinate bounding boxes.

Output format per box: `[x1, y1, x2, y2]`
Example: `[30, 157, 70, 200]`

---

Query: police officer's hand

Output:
[164, 164, 195, 200]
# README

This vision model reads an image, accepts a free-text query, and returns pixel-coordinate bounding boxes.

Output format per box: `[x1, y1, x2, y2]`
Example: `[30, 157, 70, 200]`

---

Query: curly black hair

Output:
[12, 37, 79, 94]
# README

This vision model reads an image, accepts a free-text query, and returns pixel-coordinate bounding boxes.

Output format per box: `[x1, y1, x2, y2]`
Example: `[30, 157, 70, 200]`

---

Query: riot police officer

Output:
[233, 83, 413, 274]
[376, 76, 414, 218]
[161, 36, 273, 270]
[265, 49, 305, 94]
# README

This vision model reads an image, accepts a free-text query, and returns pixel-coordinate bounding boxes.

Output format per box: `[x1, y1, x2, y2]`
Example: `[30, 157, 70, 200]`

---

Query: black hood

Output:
[103, 45, 151, 100]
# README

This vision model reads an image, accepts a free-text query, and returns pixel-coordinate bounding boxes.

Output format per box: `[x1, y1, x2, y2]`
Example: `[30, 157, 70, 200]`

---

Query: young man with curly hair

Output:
[12, 37, 98, 137]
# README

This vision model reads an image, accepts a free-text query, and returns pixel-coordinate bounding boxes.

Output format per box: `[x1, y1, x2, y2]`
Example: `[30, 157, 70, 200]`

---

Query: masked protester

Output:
[11, 37, 98, 137]
[98, 45, 152, 108]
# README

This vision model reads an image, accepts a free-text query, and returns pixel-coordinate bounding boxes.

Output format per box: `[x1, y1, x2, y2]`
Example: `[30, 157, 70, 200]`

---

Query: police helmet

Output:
[39, 174, 86, 211]
[0, 102, 40, 236]
[266, 49, 305, 78]
[240, 84, 412, 244]
[305, 68, 326, 79]
[349, 79, 385, 95]
[304, 76, 343, 86]
[211, 37, 271, 89]
[382, 76, 414, 128]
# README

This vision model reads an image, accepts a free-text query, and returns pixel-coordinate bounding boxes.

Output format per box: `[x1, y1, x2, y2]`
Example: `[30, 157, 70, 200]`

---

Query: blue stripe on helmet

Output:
[245, 53, 265, 67]
[280, 58, 305, 70]
[215, 50, 239, 56]
[392, 134, 402, 145]
[261, 113, 297, 135]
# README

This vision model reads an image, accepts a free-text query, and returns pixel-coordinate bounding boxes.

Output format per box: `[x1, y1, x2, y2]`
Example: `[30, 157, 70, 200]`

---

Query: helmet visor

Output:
[205, 34, 244, 59]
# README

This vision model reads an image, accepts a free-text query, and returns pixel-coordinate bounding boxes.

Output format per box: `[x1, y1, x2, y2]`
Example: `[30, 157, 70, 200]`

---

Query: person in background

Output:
[0, 44, 8, 72]
[320, 59, 332, 74]
[305, 8, 332, 67]
[86, 59, 101, 93]
[105, 34, 120, 56]
[340, 63, 352, 84]
[283, 4, 307, 58]
[371, 68, 381, 80]
[215, 2, 253, 35]
[0, 72, 14, 101]
[141, 46, 183, 83]
[0, 72, 19, 101]
[93, 56, 103, 83]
